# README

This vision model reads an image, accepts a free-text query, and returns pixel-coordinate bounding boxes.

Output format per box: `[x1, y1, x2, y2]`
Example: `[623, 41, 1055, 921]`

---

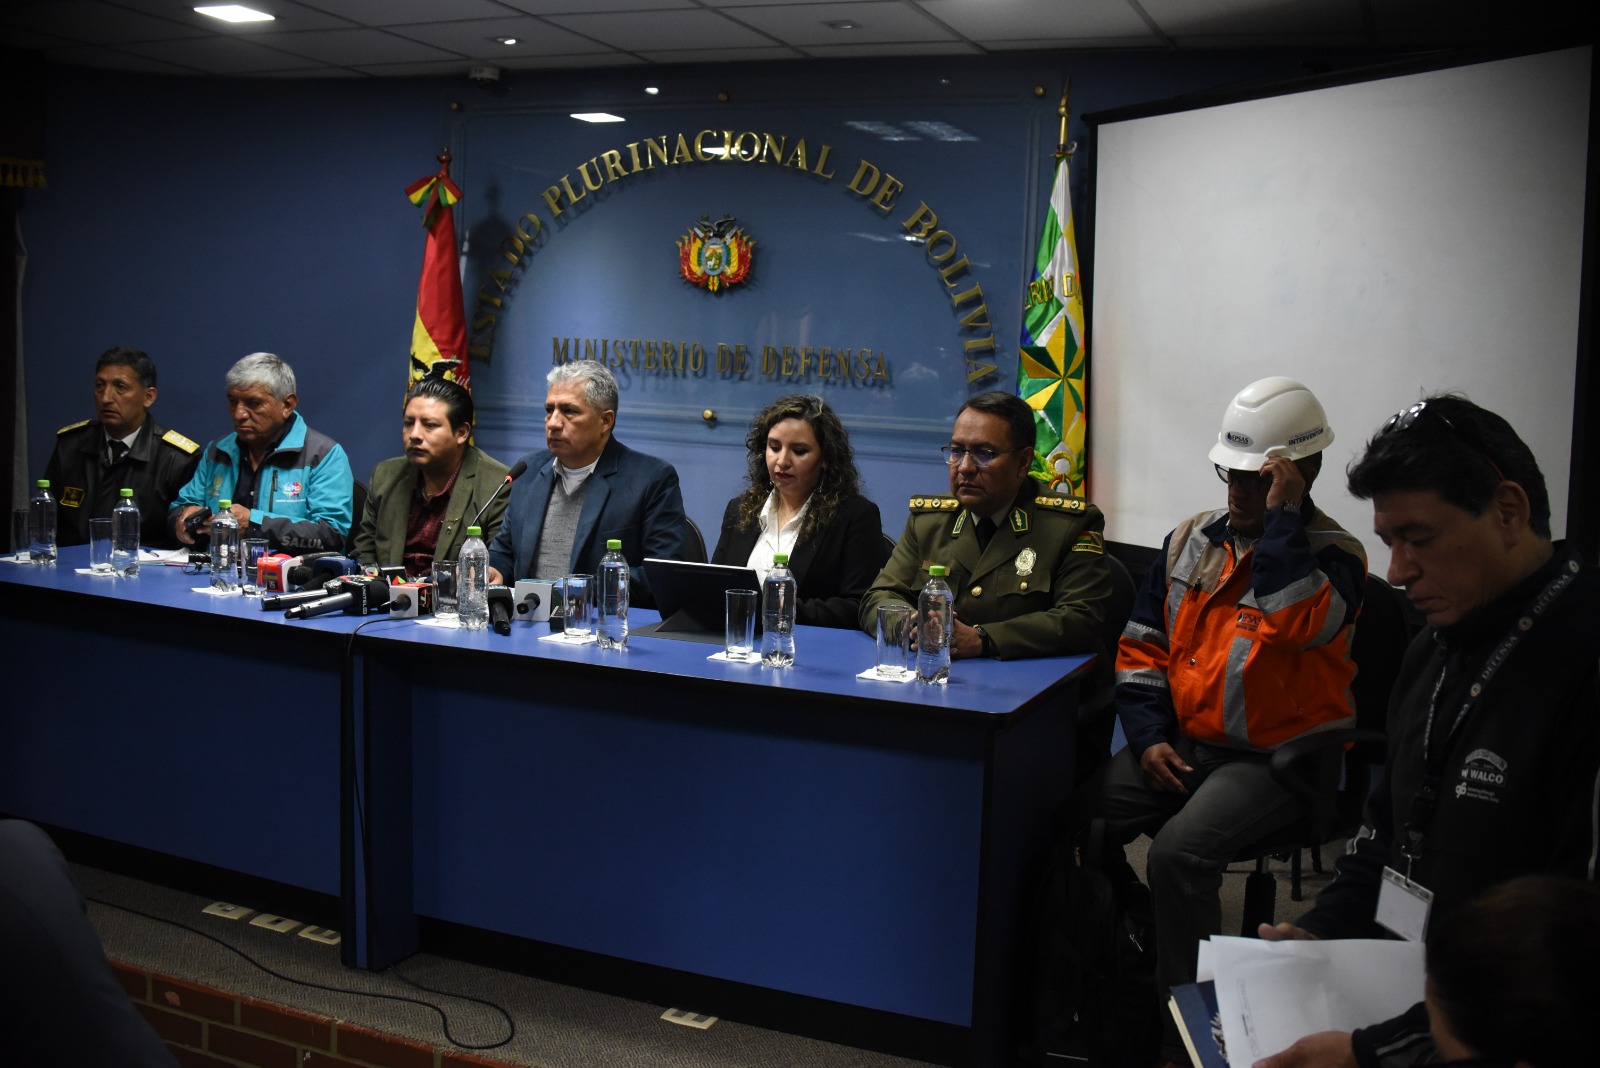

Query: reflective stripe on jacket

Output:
[1115, 502, 1367, 756]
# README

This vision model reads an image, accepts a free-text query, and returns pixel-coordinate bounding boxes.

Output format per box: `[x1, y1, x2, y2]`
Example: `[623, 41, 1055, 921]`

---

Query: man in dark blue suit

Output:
[487, 361, 689, 607]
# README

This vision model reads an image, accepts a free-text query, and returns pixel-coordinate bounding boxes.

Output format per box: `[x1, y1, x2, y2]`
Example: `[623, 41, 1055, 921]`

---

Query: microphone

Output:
[464, 459, 527, 535]
[284, 576, 392, 620]
[260, 578, 342, 611]
[286, 554, 359, 589]
[487, 585, 514, 635]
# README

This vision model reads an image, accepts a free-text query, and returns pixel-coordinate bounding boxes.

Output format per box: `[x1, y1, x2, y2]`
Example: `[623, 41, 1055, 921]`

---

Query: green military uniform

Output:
[43, 417, 201, 548]
[860, 479, 1112, 660]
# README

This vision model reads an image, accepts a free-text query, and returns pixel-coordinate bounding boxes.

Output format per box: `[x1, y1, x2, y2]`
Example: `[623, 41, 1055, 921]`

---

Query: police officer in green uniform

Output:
[861, 391, 1112, 660]
[43, 347, 200, 548]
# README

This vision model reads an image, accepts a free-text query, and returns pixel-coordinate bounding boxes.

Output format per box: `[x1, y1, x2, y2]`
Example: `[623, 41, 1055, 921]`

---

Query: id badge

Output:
[1377, 866, 1433, 942]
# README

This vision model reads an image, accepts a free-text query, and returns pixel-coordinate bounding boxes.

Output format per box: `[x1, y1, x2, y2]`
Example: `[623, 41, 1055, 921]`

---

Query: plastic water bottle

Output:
[209, 499, 240, 592]
[28, 479, 56, 563]
[761, 552, 797, 667]
[597, 538, 629, 650]
[458, 525, 489, 631]
[916, 565, 954, 685]
[112, 487, 141, 576]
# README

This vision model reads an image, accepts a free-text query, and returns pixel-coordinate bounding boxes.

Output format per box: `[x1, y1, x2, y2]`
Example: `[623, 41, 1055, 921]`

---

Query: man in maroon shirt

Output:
[352, 378, 510, 575]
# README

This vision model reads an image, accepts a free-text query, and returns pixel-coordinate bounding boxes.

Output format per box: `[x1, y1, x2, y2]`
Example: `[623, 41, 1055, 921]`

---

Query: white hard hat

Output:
[1207, 376, 1334, 470]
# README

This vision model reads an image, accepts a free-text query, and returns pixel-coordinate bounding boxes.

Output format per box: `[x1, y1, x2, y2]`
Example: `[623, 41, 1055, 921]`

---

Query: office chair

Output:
[344, 480, 368, 558]
[681, 516, 708, 563]
[1232, 573, 1412, 932]
[1078, 553, 1137, 783]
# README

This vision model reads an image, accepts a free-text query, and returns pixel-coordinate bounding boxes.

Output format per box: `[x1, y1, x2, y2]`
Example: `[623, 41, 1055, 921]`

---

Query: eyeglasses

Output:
[1381, 400, 1505, 480]
[1215, 464, 1272, 489]
[942, 445, 1021, 469]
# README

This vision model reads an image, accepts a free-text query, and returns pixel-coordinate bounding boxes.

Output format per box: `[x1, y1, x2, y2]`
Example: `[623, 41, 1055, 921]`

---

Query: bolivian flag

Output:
[405, 157, 470, 390]
[1017, 152, 1086, 496]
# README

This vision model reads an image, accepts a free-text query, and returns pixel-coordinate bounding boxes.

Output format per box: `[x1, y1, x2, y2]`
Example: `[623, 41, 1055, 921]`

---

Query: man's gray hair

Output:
[547, 360, 618, 414]
[226, 352, 296, 402]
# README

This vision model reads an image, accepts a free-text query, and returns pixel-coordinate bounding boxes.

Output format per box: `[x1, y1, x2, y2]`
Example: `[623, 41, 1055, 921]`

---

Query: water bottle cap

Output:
[467, 526, 482, 537]
[218, 499, 232, 509]
[606, 539, 622, 550]
[120, 488, 134, 497]
[773, 553, 789, 565]
[929, 565, 948, 577]
[36, 479, 48, 488]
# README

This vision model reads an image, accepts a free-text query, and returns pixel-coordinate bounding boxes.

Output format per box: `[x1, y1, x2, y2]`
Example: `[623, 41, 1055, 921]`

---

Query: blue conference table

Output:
[1, 549, 1090, 1065]
[0, 548, 361, 897]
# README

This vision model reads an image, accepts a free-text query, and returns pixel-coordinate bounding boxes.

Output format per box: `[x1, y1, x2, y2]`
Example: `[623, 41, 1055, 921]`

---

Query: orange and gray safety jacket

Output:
[1115, 500, 1367, 757]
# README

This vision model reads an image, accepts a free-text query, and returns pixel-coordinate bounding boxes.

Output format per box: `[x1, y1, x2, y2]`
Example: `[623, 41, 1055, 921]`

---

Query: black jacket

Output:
[712, 492, 888, 629]
[1296, 543, 1600, 1068]
[43, 417, 201, 548]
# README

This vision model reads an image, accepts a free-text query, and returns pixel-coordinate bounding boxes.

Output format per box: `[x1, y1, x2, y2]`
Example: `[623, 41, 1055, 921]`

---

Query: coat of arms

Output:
[677, 215, 754, 292]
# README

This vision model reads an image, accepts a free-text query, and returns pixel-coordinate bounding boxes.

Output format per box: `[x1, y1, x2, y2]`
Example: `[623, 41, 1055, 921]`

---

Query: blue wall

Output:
[19, 51, 1346, 545]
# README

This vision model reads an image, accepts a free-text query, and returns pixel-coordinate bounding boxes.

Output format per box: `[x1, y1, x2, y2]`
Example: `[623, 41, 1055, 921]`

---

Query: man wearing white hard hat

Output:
[1090, 377, 1368, 1063]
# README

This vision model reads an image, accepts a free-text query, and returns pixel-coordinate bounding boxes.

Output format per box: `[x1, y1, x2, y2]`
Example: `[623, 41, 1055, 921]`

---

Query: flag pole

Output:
[1057, 78, 1073, 159]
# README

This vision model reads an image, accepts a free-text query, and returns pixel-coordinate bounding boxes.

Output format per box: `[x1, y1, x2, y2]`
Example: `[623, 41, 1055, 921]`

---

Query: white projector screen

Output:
[1087, 46, 1591, 568]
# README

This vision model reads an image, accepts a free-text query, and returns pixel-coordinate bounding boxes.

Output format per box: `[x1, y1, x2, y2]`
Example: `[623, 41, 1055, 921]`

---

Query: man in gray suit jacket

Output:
[353, 377, 511, 574]
[487, 361, 688, 607]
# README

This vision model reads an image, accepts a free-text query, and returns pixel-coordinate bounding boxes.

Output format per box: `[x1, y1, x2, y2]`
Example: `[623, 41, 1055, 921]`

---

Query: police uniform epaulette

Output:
[56, 419, 92, 435]
[908, 494, 962, 513]
[1033, 494, 1089, 514]
[161, 429, 200, 454]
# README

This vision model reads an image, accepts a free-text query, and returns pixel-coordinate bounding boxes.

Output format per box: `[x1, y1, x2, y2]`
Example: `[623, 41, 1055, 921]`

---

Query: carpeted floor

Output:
[75, 839, 1333, 1068]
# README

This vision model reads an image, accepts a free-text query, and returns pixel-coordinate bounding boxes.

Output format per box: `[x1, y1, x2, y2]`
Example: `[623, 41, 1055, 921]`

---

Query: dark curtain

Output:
[1, 47, 44, 520]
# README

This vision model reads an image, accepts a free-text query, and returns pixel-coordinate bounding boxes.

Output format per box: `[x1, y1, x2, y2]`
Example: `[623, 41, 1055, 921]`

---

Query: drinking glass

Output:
[876, 603, 914, 679]
[88, 518, 115, 574]
[241, 538, 270, 596]
[724, 589, 758, 660]
[563, 574, 594, 637]
[432, 561, 459, 620]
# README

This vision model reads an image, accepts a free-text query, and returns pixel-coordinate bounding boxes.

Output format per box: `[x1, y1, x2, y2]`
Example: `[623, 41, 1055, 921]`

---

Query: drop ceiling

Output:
[0, 0, 1587, 78]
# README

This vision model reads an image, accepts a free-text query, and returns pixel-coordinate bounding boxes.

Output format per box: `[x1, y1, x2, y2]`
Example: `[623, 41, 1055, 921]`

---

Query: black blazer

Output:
[711, 492, 889, 629]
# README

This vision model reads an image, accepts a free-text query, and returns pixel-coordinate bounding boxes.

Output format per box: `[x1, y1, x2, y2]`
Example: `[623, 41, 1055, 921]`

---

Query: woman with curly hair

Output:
[711, 394, 888, 628]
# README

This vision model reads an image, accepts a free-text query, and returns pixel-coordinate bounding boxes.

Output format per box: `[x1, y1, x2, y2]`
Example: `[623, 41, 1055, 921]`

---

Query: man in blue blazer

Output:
[487, 361, 689, 608]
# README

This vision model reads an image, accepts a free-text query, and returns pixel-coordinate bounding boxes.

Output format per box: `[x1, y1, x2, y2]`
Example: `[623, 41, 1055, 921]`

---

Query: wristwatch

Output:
[974, 625, 994, 657]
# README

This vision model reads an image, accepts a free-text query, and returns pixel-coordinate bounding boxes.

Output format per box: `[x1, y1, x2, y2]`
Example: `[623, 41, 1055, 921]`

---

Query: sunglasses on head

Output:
[1381, 400, 1505, 481]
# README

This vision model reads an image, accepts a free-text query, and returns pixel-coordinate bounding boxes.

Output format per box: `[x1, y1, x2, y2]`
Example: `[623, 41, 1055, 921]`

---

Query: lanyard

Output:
[1401, 557, 1577, 872]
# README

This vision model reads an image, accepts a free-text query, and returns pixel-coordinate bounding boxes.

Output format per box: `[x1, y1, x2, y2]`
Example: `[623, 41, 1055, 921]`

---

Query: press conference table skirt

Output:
[0, 549, 1090, 1065]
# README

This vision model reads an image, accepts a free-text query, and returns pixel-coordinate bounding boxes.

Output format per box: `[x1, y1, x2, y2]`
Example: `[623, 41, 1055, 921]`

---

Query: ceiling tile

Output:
[492, 51, 645, 69]
[95, 0, 354, 33]
[0, 0, 207, 43]
[911, 0, 1152, 41]
[121, 34, 330, 74]
[636, 44, 806, 63]
[45, 41, 200, 73]
[248, 27, 460, 64]
[383, 16, 602, 58]
[542, 9, 776, 52]
[1138, 0, 1358, 36]
[496, 0, 697, 13]
[728, 2, 959, 46]
[289, 0, 523, 26]
[802, 40, 982, 58]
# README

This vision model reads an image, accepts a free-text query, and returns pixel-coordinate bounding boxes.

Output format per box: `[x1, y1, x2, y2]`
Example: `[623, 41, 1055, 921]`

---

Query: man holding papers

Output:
[1256, 395, 1600, 1068]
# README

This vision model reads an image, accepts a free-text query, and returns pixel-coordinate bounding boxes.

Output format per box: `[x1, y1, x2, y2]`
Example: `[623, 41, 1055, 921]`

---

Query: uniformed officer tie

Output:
[975, 517, 997, 550]
[107, 440, 129, 465]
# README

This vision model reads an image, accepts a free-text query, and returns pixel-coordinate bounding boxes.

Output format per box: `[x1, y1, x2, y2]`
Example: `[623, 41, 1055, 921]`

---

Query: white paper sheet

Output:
[1198, 935, 1424, 1065]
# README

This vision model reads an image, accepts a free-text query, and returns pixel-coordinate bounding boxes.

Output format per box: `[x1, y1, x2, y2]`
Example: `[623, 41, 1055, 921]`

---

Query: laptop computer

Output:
[635, 558, 763, 644]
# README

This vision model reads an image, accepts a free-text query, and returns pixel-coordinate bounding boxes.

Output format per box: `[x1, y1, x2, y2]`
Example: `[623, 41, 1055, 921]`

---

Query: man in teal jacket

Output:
[169, 352, 354, 553]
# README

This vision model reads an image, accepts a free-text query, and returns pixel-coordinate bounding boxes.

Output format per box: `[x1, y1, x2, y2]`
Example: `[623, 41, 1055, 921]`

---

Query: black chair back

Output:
[681, 516, 708, 564]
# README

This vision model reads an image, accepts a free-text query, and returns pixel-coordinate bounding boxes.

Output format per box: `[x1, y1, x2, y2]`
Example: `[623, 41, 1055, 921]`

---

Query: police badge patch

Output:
[678, 214, 754, 292]
[1015, 548, 1036, 576]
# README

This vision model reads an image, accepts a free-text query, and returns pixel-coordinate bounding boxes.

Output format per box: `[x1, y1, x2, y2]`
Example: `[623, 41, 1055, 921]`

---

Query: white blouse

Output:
[743, 490, 811, 578]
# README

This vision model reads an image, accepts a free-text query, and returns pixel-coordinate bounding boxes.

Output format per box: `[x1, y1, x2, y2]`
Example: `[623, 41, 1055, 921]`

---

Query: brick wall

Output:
[112, 959, 522, 1068]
